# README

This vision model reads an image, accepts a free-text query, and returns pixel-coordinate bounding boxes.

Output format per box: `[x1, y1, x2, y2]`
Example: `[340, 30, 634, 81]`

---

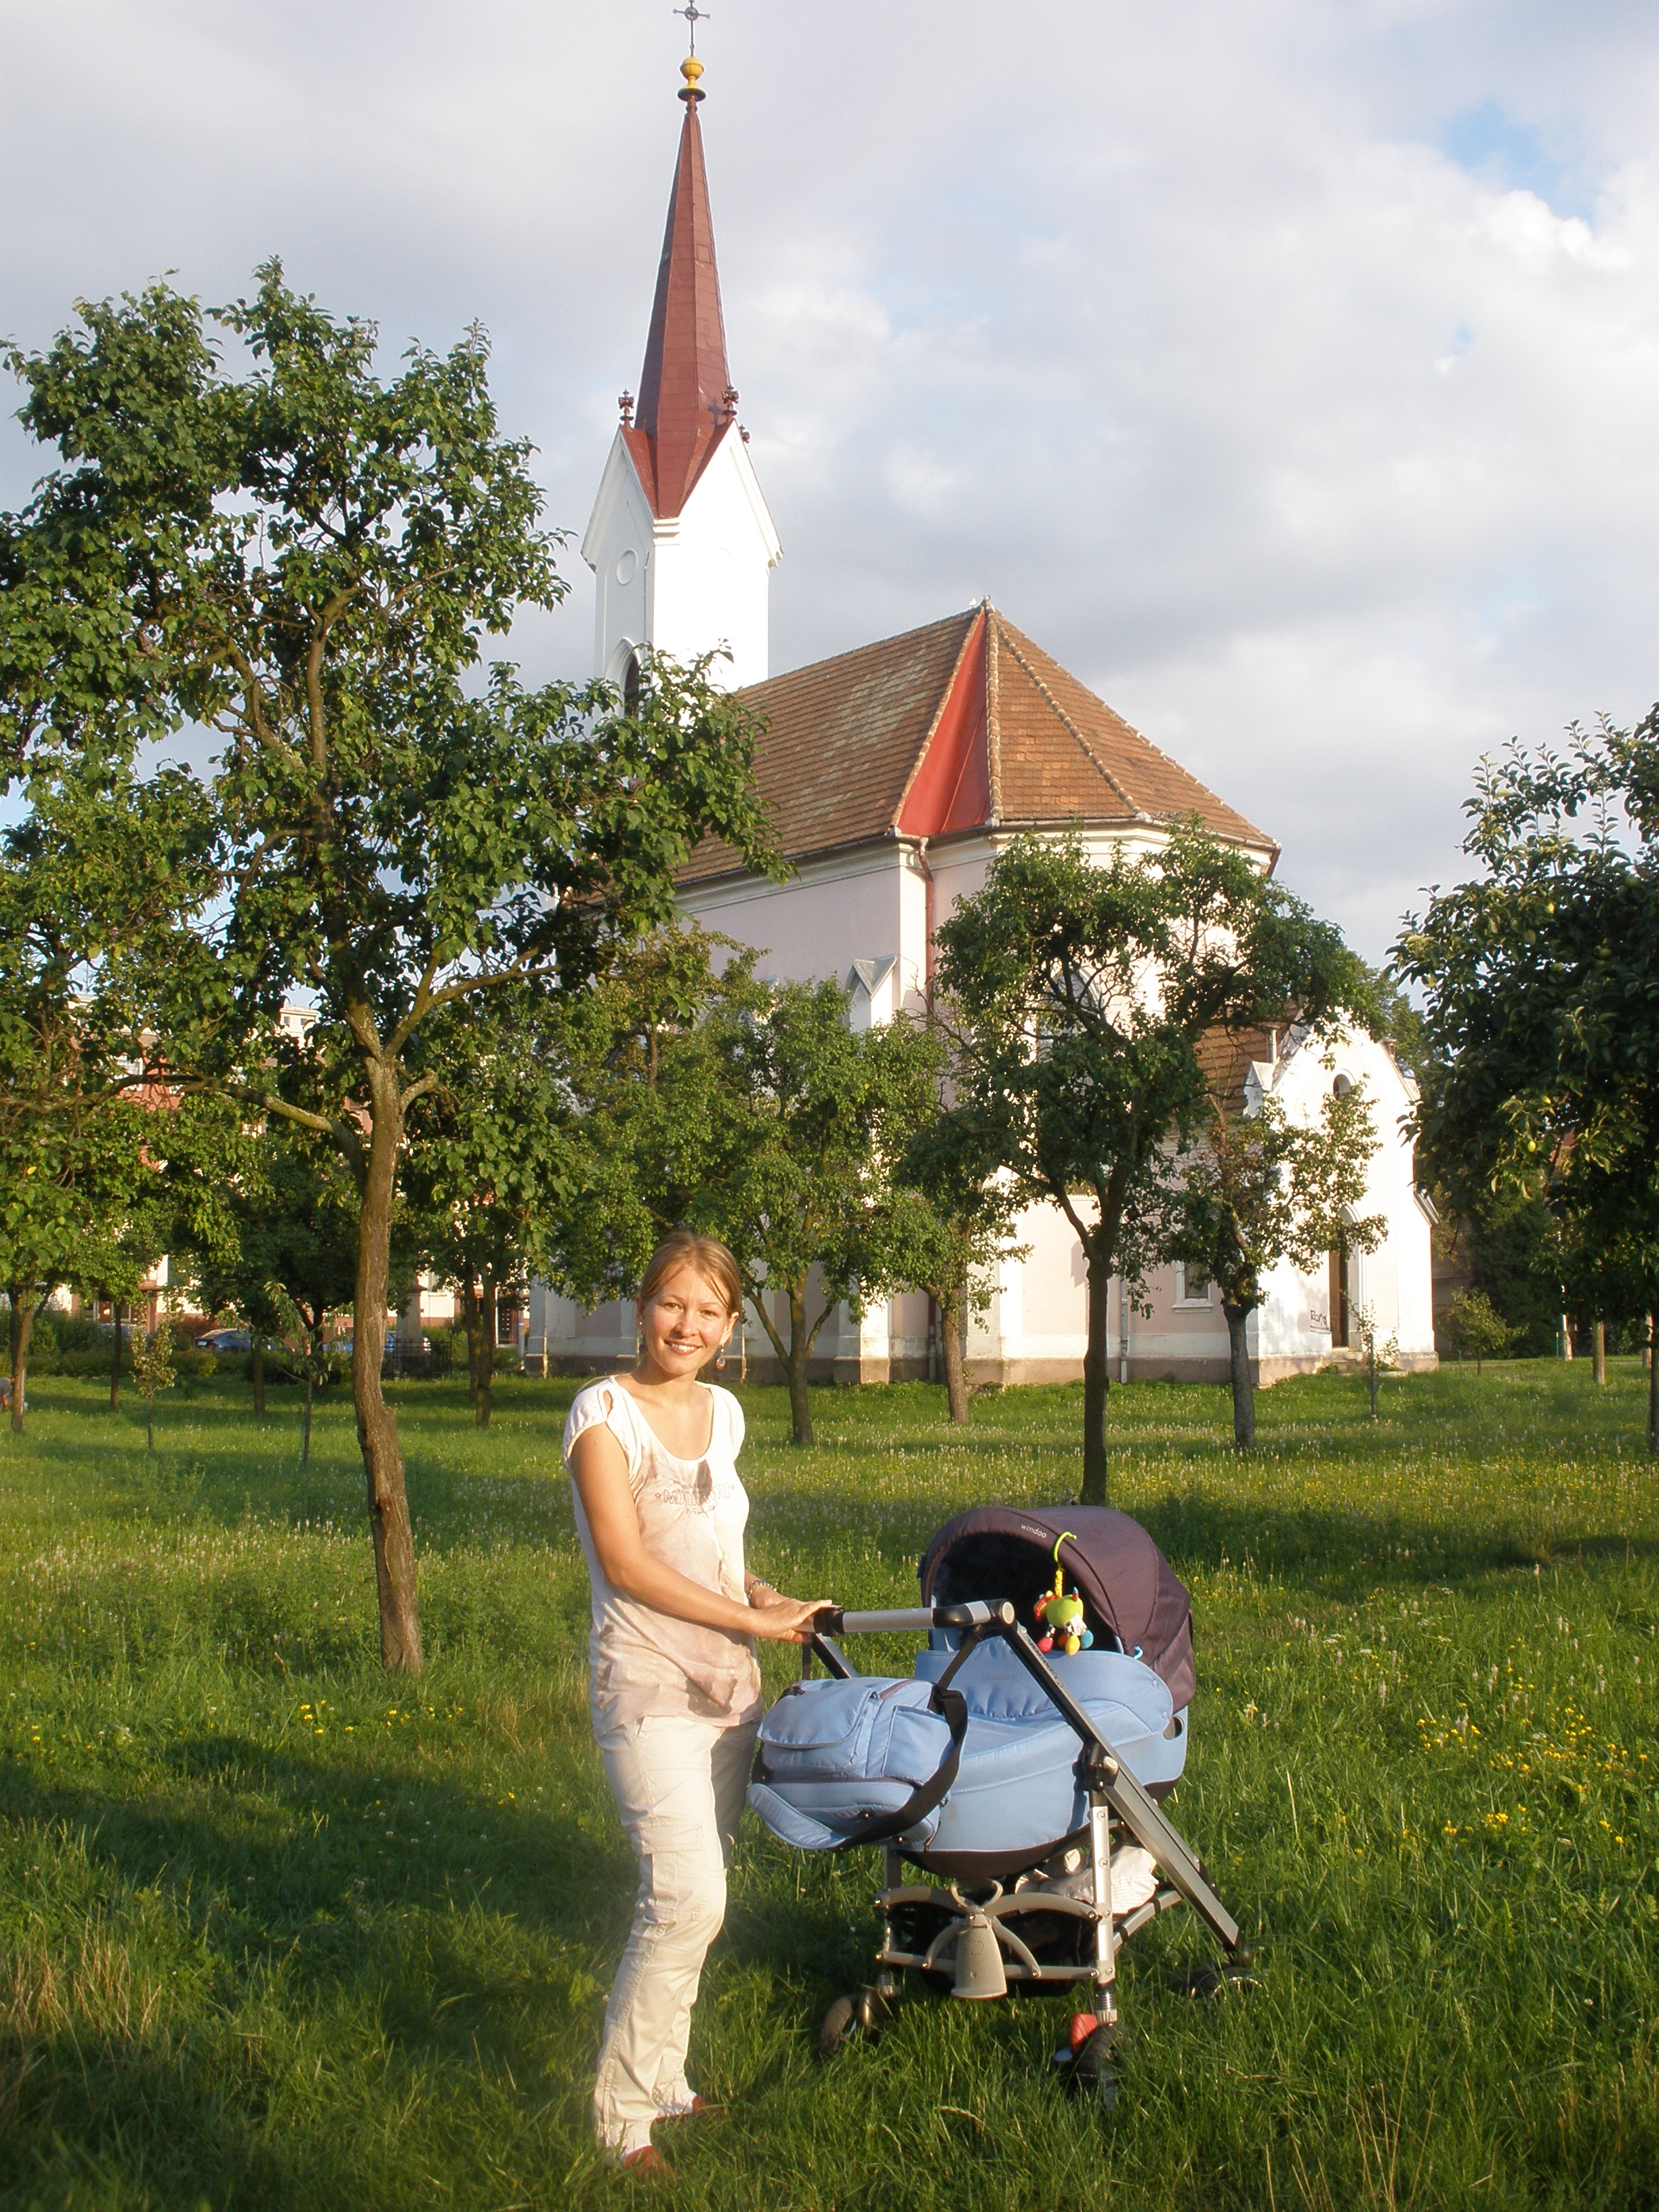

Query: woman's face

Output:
[637, 1265, 737, 1378]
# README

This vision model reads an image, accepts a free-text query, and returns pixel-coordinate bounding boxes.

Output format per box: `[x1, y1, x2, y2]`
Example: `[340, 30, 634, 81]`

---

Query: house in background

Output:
[525, 62, 1437, 1387]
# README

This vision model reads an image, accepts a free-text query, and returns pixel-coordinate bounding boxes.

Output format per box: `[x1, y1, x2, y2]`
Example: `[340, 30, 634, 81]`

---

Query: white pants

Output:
[592, 1712, 756, 2158]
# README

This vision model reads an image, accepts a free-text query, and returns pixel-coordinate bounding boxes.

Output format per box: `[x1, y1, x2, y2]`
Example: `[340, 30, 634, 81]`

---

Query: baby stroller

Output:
[747, 1504, 1248, 2099]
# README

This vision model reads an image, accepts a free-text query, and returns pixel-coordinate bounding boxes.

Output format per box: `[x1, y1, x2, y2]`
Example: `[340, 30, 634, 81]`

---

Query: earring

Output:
[716, 1338, 729, 1372]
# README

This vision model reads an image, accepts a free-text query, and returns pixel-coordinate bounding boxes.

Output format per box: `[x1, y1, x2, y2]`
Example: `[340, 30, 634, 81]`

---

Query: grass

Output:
[1, 1359, 1656, 2212]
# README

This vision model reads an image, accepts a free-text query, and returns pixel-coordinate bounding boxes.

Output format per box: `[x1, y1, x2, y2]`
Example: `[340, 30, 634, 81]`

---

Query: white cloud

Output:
[1, 0, 1655, 958]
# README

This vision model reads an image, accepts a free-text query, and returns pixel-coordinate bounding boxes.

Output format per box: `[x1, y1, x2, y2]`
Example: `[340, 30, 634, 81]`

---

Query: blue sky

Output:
[1, 0, 1655, 960]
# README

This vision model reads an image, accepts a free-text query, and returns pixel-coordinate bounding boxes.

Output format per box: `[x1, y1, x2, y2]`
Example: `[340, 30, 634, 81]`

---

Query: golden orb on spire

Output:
[680, 54, 704, 93]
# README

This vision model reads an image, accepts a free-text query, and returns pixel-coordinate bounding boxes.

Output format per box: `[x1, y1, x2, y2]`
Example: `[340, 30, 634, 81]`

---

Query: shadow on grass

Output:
[745, 1477, 1659, 1601]
[0, 1732, 630, 2201]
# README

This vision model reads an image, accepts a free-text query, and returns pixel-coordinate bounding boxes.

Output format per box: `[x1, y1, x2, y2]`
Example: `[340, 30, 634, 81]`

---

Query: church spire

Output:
[630, 54, 736, 518]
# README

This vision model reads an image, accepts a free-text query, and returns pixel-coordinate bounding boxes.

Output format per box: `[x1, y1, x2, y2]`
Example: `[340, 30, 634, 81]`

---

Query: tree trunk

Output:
[9, 1286, 34, 1436]
[301, 1370, 314, 1469]
[1080, 1238, 1113, 1507]
[354, 1065, 423, 1673]
[476, 1273, 497, 1430]
[110, 1300, 123, 1409]
[1593, 1317, 1606, 1385]
[144, 1395, 155, 1453]
[461, 1277, 483, 1406]
[1648, 1315, 1657, 1460]
[1368, 1350, 1380, 1420]
[785, 1280, 815, 1448]
[251, 1334, 266, 1415]
[1224, 1300, 1255, 1449]
[939, 1288, 970, 1425]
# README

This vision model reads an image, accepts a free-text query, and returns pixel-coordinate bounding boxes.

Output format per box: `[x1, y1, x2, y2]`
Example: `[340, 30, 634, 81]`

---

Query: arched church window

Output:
[622, 649, 642, 718]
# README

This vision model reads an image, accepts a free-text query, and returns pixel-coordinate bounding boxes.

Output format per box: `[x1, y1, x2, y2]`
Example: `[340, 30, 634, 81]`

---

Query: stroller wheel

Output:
[1185, 1948, 1257, 2002]
[818, 1986, 893, 2059]
[1069, 2024, 1119, 2110]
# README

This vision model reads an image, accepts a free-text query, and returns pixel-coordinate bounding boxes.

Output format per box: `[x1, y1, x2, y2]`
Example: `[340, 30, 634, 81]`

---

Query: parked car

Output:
[197, 1328, 252, 1353]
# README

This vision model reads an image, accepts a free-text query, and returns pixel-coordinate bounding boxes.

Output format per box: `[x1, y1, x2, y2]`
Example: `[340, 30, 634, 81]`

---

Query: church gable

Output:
[680, 607, 979, 882]
[680, 603, 1275, 884]
[896, 609, 989, 836]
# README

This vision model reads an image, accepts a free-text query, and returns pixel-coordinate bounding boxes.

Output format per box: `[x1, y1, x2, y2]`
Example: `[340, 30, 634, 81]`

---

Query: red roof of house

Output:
[680, 603, 1276, 883]
[626, 89, 737, 520]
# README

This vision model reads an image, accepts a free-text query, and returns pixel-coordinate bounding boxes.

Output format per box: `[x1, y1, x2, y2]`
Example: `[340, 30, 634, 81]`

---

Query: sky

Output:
[2, 0, 1656, 961]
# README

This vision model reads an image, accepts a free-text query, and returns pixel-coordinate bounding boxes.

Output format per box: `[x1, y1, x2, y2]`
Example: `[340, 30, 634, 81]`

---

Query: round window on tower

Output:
[622, 649, 642, 718]
[615, 548, 638, 586]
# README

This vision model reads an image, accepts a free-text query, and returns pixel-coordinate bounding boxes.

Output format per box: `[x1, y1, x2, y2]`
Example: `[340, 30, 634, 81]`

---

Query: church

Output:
[527, 56, 1437, 1389]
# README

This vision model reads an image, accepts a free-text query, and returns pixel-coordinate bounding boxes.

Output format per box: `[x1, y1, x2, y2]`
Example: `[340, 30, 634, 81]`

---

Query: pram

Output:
[747, 1504, 1248, 2097]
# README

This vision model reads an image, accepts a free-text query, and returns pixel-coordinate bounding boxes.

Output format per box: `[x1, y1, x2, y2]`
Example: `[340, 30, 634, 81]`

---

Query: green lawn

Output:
[1, 1362, 1656, 2211]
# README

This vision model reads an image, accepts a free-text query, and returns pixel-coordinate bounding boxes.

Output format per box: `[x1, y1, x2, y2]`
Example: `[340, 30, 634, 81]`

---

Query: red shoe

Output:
[620, 2144, 678, 2179]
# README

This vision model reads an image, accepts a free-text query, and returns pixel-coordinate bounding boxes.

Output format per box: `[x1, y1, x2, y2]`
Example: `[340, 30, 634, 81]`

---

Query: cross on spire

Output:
[674, 3, 710, 53]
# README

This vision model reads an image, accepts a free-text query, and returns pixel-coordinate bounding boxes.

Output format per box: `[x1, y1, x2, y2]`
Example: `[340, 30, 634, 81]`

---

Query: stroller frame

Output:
[805, 1597, 1244, 2064]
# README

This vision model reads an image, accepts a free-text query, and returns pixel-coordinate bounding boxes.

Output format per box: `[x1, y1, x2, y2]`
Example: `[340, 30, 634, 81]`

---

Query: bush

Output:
[1443, 1288, 1520, 1373]
[58, 1345, 131, 1378]
[47, 1312, 106, 1354]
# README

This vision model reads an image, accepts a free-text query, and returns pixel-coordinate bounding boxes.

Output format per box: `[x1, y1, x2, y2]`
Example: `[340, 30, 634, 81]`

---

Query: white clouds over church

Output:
[529, 59, 1436, 1389]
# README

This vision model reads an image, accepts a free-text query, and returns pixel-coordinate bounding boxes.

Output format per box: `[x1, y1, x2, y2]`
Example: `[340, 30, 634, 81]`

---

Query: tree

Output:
[130, 1302, 176, 1452]
[404, 991, 578, 1429]
[933, 829, 1372, 1504]
[0, 765, 216, 1432]
[892, 1033, 1027, 1424]
[1442, 1288, 1517, 1374]
[1159, 1044, 1382, 1449]
[1, 270, 775, 1665]
[552, 941, 939, 1446]
[1397, 708, 1659, 1455]
[1352, 1302, 1402, 1421]
[689, 979, 941, 1446]
[188, 1101, 379, 1464]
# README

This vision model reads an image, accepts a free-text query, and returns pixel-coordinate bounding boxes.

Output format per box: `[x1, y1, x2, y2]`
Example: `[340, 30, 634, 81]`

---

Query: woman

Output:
[565, 1230, 828, 2175]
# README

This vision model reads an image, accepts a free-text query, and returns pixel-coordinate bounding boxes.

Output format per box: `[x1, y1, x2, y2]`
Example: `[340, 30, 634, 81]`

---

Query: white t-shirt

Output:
[564, 1378, 762, 1732]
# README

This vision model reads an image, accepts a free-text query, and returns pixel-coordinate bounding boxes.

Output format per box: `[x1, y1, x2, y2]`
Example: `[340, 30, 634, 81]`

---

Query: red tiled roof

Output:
[630, 94, 735, 520]
[680, 603, 1276, 884]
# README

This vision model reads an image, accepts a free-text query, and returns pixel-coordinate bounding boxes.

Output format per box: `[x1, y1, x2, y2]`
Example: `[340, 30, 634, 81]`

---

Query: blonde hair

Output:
[637, 1231, 743, 1320]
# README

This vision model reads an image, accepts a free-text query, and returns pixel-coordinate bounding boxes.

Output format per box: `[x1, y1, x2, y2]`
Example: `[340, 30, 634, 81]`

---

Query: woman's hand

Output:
[746, 1592, 831, 1645]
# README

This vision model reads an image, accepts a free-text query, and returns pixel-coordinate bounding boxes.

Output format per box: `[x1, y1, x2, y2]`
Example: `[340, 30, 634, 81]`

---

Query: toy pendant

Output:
[1037, 1633, 1054, 1652]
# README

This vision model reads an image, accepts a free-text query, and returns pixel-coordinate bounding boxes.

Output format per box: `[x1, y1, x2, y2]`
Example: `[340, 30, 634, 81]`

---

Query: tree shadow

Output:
[743, 1478, 1659, 1603]
[0, 1736, 626, 2204]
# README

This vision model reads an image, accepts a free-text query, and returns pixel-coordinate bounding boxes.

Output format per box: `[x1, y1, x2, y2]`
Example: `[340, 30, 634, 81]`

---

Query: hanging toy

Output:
[1033, 1532, 1094, 1655]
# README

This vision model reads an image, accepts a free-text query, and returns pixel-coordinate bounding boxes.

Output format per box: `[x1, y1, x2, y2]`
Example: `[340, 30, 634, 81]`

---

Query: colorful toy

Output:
[1033, 1534, 1094, 1655]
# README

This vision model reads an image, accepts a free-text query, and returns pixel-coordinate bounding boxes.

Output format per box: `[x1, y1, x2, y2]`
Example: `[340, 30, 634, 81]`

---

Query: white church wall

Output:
[647, 436, 778, 690]
[583, 430, 780, 693]
[583, 433, 657, 684]
[679, 843, 914, 997]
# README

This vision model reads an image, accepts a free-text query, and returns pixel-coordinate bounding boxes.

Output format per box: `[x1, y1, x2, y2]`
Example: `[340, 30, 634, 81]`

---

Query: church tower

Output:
[583, 54, 781, 693]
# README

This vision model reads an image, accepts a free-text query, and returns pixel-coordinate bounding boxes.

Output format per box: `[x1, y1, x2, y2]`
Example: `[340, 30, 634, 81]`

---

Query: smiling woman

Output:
[563, 1229, 830, 2175]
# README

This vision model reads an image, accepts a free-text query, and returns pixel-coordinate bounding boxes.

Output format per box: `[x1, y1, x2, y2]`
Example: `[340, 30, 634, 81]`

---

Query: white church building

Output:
[527, 57, 1437, 1389]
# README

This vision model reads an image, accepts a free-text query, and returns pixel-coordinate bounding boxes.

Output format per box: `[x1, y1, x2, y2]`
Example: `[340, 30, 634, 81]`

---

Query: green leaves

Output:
[1162, 1078, 1382, 1320]
[1398, 706, 1659, 1347]
[935, 826, 1373, 1492]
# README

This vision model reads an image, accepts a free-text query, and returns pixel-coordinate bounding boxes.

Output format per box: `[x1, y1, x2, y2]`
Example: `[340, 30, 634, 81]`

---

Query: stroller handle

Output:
[821, 1600, 1016, 1637]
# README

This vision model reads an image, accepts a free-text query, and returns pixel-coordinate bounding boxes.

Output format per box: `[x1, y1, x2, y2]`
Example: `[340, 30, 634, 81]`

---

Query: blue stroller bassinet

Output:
[747, 1505, 1246, 2091]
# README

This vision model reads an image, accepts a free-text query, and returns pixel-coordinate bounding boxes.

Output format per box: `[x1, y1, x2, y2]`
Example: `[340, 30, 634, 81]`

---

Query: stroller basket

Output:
[747, 1506, 1245, 2073]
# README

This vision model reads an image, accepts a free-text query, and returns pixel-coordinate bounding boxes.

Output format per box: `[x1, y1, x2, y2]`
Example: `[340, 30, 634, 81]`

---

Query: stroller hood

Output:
[919, 1504, 1195, 1711]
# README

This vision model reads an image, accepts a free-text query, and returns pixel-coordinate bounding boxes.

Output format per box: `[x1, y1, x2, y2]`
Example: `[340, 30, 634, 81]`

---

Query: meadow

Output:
[1, 1360, 1655, 2212]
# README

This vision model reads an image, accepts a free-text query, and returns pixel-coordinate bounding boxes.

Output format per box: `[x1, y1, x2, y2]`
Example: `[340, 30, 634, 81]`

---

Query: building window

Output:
[1174, 1263, 1213, 1309]
[622, 649, 642, 718]
[496, 1305, 519, 1347]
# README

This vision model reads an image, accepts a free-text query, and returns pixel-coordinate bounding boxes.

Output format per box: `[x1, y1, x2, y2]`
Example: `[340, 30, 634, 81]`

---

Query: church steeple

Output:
[582, 49, 781, 691]
[628, 56, 736, 519]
